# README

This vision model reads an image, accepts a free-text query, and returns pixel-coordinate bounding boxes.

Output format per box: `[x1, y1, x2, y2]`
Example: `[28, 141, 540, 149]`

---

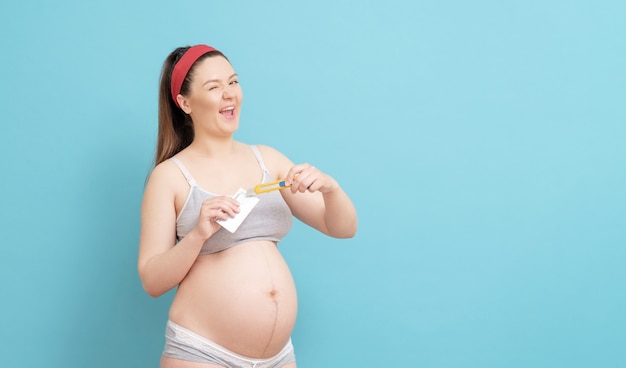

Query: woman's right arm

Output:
[137, 163, 206, 297]
[137, 162, 240, 298]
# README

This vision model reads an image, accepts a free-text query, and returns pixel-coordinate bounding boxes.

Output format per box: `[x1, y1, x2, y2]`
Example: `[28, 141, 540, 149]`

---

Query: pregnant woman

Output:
[138, 44, 358, 368]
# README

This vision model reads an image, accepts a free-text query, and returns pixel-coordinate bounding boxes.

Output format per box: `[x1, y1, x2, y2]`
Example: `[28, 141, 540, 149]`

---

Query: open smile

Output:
[219, 105, 236, 119]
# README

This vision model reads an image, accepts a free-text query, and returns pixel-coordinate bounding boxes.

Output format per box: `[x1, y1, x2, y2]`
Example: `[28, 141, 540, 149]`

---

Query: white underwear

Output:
[162, 320, 296, 368]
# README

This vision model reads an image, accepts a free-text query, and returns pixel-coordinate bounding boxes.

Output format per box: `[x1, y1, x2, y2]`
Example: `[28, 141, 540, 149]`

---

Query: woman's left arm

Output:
[260, 145, 358, 238]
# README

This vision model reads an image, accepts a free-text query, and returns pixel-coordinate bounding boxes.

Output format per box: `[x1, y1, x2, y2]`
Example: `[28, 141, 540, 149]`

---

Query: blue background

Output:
[1, 1, 625, 367]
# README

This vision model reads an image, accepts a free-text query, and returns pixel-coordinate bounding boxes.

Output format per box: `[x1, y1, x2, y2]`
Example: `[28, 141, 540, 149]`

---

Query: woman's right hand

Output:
[191, 196, 241, 240]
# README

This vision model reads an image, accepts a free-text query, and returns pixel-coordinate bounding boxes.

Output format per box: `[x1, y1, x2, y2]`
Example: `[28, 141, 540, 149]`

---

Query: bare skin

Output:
[139, 56, 357, 368]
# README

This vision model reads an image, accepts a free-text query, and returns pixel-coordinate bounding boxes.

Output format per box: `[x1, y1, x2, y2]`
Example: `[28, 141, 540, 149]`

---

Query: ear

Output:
[177, 94, 192, 114]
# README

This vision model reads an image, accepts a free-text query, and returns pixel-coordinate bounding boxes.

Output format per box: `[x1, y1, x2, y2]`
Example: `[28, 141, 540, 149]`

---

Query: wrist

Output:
[187, 227, 210, 244]
[321, 177, 340, 194]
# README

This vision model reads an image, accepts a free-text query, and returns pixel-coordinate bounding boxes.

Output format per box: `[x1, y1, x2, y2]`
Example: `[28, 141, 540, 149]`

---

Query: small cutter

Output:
[245, 179, 290, 196]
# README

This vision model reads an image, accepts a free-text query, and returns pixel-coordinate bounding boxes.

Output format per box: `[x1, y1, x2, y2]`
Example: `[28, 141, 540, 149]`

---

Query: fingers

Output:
[201, 196, 240, 221]
[285, 164, 323, 193]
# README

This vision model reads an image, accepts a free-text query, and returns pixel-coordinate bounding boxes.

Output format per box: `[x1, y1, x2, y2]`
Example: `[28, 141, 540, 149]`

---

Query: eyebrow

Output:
[202, 73, 238, 86]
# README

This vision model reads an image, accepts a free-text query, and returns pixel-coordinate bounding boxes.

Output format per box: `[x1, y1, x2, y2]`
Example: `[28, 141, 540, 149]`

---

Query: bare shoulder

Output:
[148, 159, 180, 187]
[144, 158, 188, 201]
[255, 144, 294, 177]
[255, 144, 284, 158]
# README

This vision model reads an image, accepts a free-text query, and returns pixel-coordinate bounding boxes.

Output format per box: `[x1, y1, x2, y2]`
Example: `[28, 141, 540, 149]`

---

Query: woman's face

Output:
[181, 56, 243, 136]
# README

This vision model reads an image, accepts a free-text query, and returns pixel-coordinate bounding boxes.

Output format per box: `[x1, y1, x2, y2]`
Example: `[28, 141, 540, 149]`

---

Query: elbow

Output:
[138, 266, 168, 298]
[148, 291, 165, 299]
[339, 227, 358, 239]
[143, 282, 166, 299]
[141, 278, 169, 298]
[330, 220, 358, 239]
[344, 217, 358, 238]
[347, 227, 358, 238]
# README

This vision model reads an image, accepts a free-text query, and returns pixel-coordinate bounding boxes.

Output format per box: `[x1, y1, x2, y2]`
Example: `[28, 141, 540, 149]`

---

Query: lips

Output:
[219, 106, 235, 118]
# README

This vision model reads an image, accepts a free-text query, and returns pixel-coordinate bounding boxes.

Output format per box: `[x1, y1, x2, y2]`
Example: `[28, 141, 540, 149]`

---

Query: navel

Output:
[268, 289, 278, 299]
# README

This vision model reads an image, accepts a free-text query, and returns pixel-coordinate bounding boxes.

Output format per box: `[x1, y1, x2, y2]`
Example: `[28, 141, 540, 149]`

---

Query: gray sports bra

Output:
[170, 145, 293, 255]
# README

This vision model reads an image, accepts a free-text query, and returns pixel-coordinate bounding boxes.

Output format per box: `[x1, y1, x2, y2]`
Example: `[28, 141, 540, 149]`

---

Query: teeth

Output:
[221, 106, 235, 112]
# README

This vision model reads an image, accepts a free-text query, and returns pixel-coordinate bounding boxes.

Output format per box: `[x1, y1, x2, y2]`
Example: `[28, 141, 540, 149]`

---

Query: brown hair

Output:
[155, 46, 226, 165]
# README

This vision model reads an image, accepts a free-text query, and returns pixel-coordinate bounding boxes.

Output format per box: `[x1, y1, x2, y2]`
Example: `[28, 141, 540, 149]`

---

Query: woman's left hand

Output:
[284, 163, 339, 194]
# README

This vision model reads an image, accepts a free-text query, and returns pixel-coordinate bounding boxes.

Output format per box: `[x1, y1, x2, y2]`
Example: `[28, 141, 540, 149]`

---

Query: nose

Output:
[222, 85, 235, 99]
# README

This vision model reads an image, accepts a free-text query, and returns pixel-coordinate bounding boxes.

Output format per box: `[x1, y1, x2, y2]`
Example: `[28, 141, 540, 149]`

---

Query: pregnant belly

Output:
[169, 241, 298, 359]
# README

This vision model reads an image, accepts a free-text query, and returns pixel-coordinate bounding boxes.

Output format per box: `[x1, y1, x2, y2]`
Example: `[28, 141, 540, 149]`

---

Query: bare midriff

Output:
[168, 240, 298, 359]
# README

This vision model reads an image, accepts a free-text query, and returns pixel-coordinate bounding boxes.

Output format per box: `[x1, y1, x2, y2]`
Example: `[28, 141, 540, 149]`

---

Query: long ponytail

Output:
[154, 47, 225, 166]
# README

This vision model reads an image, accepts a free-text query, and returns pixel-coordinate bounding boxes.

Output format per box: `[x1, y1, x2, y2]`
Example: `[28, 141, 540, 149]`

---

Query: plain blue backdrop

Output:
[1, 1, 625, 367]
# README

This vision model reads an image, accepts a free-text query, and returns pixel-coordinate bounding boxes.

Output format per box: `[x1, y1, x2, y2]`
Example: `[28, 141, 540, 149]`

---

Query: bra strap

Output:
[169, 157, 197, 187]
[250, 145, 270, 177]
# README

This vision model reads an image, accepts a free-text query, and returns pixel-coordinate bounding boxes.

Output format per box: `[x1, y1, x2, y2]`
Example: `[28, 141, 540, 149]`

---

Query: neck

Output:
[188, 136, 237, 158]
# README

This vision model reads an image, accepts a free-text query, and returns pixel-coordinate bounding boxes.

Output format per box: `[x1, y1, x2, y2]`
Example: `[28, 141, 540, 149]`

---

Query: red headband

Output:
[170, 44, 219, 107]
